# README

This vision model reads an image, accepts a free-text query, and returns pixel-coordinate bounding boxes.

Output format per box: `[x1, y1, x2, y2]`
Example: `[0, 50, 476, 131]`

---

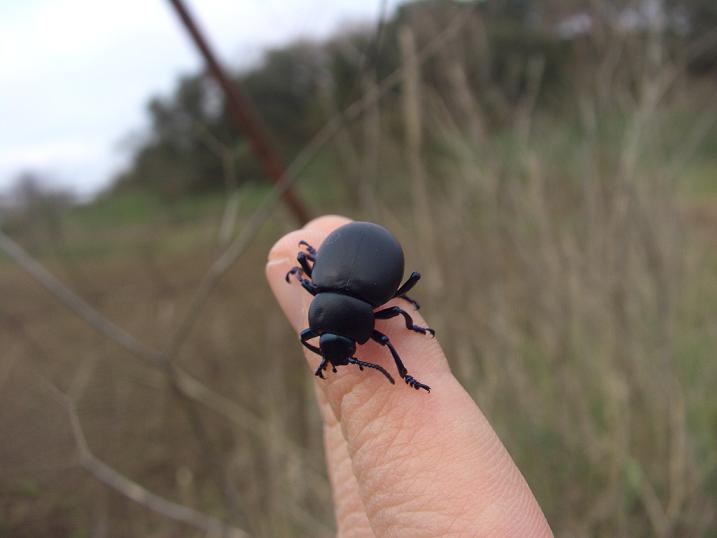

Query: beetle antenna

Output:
[348, 357, 395, 384]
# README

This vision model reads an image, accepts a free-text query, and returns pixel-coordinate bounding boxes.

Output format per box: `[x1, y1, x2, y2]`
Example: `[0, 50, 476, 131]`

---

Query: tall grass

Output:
[400, 104, 714, 538]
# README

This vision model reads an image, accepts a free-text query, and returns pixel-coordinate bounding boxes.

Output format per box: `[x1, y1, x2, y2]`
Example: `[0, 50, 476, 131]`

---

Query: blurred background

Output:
[1, 0, 716, 536]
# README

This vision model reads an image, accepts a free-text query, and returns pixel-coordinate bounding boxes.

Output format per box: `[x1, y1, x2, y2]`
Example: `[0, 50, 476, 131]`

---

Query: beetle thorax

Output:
[308, 292, 375, 344]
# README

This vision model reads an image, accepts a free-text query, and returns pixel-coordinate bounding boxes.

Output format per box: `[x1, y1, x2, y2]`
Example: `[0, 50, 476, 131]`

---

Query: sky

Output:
[0, 0, 391, 197]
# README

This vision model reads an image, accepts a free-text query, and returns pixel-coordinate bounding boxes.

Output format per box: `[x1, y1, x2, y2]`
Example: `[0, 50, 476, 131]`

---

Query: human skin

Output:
[266, 215, 553, 538]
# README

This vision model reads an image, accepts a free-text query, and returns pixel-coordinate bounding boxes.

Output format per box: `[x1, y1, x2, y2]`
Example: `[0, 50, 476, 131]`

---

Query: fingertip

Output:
[266, 214, 352, 263]
[267, 230, 306, 263]
[303, 214, 352, 232]
[266, 215, 355, 330]
[265, 257, 307, 330]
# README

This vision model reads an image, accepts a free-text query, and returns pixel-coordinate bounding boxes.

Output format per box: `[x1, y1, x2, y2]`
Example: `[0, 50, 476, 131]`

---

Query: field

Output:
[2, 25, 717, 538]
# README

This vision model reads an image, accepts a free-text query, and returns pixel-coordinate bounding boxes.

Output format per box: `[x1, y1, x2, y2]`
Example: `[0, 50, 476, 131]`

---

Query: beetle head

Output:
[319, 333, 355, 365]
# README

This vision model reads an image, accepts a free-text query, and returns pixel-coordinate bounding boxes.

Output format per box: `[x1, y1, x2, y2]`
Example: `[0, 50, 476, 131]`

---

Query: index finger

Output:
[266, 215, 552, 537]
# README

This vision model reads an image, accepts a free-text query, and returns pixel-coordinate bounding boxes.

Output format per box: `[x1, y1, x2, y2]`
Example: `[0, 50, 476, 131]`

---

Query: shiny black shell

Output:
[308, 293, 374, 344]
[311, 222, 405, 307]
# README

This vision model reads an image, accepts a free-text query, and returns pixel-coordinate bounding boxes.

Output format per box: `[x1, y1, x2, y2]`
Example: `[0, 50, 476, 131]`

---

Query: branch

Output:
[0, 231, 163, 364]
[25, 364, 249, 538]
[197, 127, 244, 248]
[162, 6, 474, 361]
[1, 238, 327, 489]
[66, 399, 248, 538]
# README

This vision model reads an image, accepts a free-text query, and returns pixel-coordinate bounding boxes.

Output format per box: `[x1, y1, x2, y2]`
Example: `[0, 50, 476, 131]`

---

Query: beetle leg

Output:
[286, 270, 319, 295]
[402, 375, 430, 392]
[285, 266, 301, 282]
[298, 240, 317, 256]
[314, 358, 329, 379]
[371, 330, 407, 377]
[371, 330, 431, 392]
[348, 357, 395, 385]
[285, 251, 315, 282]
[300, 328, 321, 355]
[297, 251, 314, 277]
[394, 272, 421, 309]
[398, 294, 420, 310]
[394, 271, 421, 297]
[374, 306, 435, 337]
[299, 278, 319, 296]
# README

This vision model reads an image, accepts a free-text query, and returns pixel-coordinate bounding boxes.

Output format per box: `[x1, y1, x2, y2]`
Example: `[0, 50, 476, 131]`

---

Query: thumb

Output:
[266, 215, 552, 537]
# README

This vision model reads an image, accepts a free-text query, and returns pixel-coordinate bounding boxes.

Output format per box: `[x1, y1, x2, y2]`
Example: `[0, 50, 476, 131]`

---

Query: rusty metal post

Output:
[167, 0, 311, 225]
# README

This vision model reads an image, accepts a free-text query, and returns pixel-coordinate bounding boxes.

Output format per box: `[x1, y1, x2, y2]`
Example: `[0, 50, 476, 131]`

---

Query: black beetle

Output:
[285, 221, 434, 391]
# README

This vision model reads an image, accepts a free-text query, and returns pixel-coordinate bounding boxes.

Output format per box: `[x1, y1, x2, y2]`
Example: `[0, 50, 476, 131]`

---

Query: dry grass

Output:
[2, 11, 717, 538]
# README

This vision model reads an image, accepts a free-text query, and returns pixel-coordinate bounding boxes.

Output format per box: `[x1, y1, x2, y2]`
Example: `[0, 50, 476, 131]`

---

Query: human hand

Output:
[266, 215, 552, 537]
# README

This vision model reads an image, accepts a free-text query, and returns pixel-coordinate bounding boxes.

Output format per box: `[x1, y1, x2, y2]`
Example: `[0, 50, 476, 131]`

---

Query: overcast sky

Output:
[0, 0, 391, 197]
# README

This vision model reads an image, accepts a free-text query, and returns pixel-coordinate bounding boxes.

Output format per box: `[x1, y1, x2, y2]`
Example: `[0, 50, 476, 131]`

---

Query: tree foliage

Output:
[111, 0, 714, 197]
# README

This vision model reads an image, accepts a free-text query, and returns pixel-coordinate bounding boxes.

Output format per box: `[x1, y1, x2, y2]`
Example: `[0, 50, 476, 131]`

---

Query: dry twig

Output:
[39, 374, 249, 538]
[163, 7, 474, 361]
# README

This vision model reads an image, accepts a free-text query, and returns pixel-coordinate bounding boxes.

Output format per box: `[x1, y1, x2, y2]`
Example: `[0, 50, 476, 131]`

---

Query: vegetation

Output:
[106, 0, 716, 198]
[1, 0, 716, 536]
